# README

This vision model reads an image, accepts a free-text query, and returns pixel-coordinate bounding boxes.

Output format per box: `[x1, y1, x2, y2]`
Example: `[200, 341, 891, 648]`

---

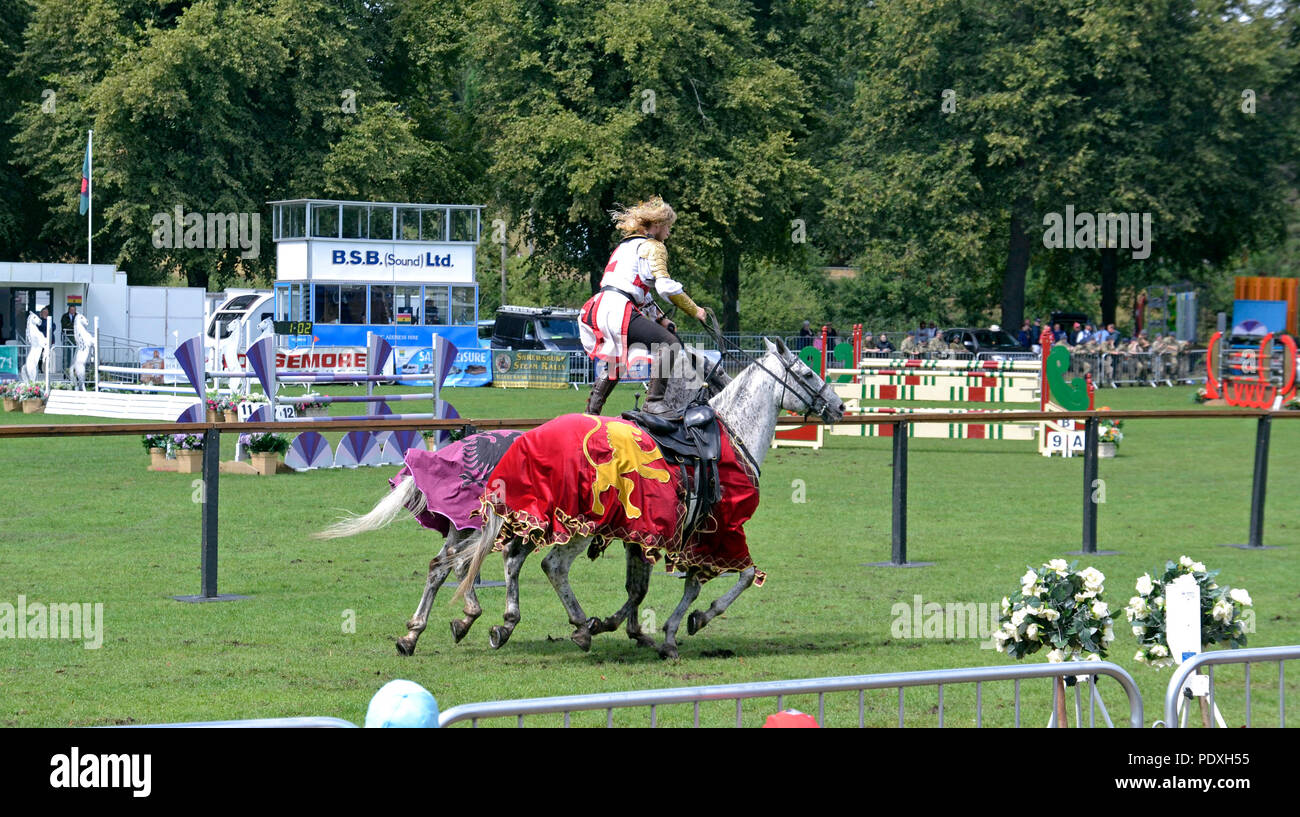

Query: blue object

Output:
[365, 680, 440, 728]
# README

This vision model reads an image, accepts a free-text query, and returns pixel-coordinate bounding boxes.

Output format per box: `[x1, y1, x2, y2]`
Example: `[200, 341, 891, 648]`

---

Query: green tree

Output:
[450, 0, 814, 332]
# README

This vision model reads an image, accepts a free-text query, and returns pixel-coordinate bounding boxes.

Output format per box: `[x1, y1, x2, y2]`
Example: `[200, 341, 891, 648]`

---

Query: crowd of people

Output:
[794, 315, 1198, 385]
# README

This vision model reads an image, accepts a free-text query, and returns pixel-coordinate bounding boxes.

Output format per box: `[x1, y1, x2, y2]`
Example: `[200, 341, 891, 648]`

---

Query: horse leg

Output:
[447, 530, 483, 644]
[395, 536, 455, 656]
[687, 567, 756, 636]
[658, 570, 703, 660]
[488, 537, 529, 649]
[589, 544, 655, 648]
[540, 537, 595, 651]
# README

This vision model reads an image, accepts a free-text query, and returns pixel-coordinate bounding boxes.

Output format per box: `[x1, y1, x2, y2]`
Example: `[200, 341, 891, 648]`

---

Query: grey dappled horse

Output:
[456, 338, 845, 659]
[317, 347, 732, 656]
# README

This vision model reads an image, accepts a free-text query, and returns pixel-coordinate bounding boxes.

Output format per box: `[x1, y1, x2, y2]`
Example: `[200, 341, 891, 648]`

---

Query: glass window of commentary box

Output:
[369, 206, 393, 241]
[370, 285, 394, 325]
[424, 285, 448, 325]
[451, 285, 476, 325]
[340, 284, 367, 324]
[313, 284, 340, 324]
[279, 203, 306, 239]
[395, 286, 421, 324]
[421, 208, 447, 241]
[451, 209, 477, 242]
[341, 205, 367, 239]
[313, 204, 339, 238]
[397, 207, 421, 241]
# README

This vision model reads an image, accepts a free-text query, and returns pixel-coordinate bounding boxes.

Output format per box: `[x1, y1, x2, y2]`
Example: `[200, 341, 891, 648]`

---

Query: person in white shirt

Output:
[579, 197, 706, 415]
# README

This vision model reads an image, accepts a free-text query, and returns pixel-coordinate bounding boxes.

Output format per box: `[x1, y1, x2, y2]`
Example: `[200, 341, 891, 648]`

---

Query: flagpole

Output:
[87, 130, 93, 266]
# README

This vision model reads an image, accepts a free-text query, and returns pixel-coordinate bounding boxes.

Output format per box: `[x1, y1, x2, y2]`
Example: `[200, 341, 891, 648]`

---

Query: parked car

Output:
[940, 327, 1036, 360]
[489, 305, 585, 352]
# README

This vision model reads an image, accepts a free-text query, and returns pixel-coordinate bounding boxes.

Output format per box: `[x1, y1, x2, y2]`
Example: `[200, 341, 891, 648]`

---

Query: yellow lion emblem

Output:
[583, 416, 670, 518]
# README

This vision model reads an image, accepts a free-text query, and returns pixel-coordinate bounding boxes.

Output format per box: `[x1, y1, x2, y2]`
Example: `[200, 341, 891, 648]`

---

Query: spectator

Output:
[1016, 321, 1032, 348]
[826, 324, 839, 349]
[1052, 322, 1065, 343]
[1076, 323, 1094, 344]
[798, 320, 814, 349]
[1068, 321, 1082, 344]
[1092, 324, 1110, 344]
[61, 305, 79, 370]
[876, 333, 895, 352]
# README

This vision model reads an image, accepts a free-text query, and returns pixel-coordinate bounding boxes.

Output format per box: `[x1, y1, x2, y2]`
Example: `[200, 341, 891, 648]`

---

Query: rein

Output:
[694, 308, 830, 420]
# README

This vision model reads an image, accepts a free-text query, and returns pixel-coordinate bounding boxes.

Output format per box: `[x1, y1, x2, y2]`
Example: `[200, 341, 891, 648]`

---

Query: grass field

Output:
[1, 381, 1297, 727]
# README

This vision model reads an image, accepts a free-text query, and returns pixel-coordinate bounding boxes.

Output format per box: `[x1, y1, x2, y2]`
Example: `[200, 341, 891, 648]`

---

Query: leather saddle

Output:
[622, 404, 723, 539]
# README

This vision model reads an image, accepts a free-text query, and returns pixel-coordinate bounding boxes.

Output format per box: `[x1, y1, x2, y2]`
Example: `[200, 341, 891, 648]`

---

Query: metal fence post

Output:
[174, 426, 249, 602]
[867, 421, 931, 568]
[1082, 417, 1098, 553]
[1225, 414, 1279, 550]
[1073, 416, 1116, 556]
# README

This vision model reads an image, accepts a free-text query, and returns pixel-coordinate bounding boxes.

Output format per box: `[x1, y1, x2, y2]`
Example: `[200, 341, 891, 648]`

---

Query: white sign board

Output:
[1166, 573, 1201, 665]
[1046, 428, 1086, 457]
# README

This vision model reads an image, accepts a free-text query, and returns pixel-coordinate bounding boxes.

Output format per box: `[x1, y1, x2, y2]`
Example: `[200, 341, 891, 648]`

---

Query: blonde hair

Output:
[611, 196, 677, 235]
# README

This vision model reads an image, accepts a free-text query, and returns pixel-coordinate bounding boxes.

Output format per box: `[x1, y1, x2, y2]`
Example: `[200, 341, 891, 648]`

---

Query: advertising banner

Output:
[443, 347, 492, 387]
[492, 349, 569, 389]
[0, 347, 18, 380]
[138, 347, 182, 384]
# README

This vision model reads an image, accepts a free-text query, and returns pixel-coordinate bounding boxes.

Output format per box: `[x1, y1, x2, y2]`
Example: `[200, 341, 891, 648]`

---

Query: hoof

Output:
[687, 610, 705, 636]
[630, 632, 657, 649]
[489, 625, 511, 649]
[657, 644, 679, 660]
[571, 627, 592, 652]
[395, 637, 416, 656]
[450, 619, 472, 644]
[585, 616, 605, 635]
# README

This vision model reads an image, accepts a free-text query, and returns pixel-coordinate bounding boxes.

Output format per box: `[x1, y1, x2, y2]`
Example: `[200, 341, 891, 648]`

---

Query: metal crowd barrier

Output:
[1161, 645, 1300, 728]
[437, 661, 1144, 728]
[565, 350, 593, 386]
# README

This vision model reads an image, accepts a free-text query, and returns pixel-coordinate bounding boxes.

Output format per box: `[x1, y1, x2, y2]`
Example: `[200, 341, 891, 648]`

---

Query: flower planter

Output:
[206, 409, 219, 423]
[1098, 442, 1117, 458]
[251, 452, 279, 476]
[224, 410, 239, 423]
[22, 398, 43, 414]
[2, 398, 17, 411]
[149, 448, 168, 470]
[299, 407, 328, 418]
[176, 450, 204, 474]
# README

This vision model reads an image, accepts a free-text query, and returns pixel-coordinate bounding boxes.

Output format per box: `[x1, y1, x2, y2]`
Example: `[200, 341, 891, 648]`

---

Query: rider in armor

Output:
[579, 197, 706, 416]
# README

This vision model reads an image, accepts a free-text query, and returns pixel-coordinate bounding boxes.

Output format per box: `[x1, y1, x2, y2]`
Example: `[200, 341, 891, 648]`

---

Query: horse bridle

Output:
[694, 308, 834, 422]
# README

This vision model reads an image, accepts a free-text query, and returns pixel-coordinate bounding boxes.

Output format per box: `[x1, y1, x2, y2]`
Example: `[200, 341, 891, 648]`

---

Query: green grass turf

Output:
[0, 382, 1297, 727]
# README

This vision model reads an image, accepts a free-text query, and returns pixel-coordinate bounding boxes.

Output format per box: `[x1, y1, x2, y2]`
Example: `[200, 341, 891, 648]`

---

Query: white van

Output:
[206, 292, 273, 372]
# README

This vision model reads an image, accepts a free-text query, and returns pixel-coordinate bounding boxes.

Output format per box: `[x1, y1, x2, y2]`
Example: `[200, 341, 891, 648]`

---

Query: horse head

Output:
[762, 336, 845, 424]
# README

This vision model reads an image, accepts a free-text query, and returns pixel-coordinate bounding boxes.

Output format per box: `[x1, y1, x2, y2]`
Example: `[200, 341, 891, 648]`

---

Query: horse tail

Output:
[313, 475, 424, 540]
[451, 511, 504, 603]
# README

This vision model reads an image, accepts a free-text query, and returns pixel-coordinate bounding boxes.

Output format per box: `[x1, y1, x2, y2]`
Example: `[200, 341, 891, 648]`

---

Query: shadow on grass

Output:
[405, 628, 896, 663]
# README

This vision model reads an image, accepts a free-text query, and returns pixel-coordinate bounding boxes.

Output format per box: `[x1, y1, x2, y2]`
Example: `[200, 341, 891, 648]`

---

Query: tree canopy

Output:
[2, 0, 1296, 334]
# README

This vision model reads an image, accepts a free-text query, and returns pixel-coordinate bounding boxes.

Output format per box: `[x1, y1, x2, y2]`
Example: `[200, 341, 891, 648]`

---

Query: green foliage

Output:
[0, 0, 1297, 330]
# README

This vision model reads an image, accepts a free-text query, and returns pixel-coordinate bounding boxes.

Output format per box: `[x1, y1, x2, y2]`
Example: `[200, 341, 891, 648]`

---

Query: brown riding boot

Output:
[641, 376, 673, 415]
[586, 377, 618, 415]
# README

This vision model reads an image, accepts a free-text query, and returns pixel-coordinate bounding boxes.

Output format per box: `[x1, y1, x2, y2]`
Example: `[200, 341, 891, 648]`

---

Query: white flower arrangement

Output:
[1125, 556, 1252, 669]
[994, 560, 1114, 662]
